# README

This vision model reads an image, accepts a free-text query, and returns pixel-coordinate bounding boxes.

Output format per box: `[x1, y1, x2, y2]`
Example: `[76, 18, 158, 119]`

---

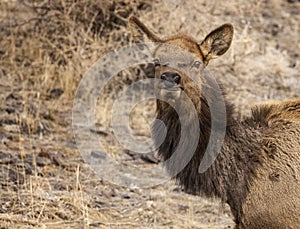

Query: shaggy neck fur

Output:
[152, 75, 264, 224]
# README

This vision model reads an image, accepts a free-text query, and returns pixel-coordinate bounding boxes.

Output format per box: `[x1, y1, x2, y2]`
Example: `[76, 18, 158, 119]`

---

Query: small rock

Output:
[110, 189, 117, 197]
[24, 154, 33, 165]
[173, 187, 184, 193]
[146, 200, 155, 208]
[49, 88, 64, 99]
[36, 155, 52, 166]
[93, 200, 107, 208]
[90, 128, 108, 136]
[91, 151, 107, 159]
[141, 151, 160, 164]
[178, 204, 189, 212]
[52, 153, 67, 167]
[6, 93, 22, 101]
[38, 151, 51, 160]
[7, 167, 24, 184]
[121, 193, 130, 199]
[5, 107, 15, 114]
[0, 151, 15, 164]
[65, 141, 77, 149]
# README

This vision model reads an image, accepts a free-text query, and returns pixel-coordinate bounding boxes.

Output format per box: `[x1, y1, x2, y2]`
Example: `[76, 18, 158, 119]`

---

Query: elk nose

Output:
[161, 72, 180, 84]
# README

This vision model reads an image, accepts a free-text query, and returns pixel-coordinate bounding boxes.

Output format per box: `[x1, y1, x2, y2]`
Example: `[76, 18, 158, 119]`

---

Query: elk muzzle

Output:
[158, 71, 182, 101]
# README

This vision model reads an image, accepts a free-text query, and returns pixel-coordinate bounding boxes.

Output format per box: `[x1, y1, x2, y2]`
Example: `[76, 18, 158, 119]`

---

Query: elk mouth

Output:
[158, 84, 183, 101]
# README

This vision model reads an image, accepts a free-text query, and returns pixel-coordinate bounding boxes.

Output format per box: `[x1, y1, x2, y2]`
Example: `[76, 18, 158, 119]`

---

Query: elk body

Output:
[129, 16, 300, 228]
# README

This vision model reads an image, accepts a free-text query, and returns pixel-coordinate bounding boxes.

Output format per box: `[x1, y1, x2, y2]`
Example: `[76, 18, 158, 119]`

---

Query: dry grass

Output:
[0, 0, 299, 228]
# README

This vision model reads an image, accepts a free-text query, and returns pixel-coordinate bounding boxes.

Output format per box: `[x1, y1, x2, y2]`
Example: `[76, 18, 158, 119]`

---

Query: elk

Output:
[129, 16, 300, 228]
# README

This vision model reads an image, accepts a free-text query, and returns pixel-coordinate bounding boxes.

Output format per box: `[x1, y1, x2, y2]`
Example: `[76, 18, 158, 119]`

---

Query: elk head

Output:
[129, 16, 233, 110]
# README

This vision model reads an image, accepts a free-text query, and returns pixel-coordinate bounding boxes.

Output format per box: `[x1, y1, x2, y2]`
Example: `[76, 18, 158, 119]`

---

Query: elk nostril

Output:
[161, 73, 181, 84]
[174, 75, 180, 84]
[161, 74, 167, 80]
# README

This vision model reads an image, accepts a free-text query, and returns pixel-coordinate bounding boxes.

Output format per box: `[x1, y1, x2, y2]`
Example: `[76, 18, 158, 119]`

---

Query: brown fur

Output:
[252, 98, 300, 123]
[129, 16, 300, 228]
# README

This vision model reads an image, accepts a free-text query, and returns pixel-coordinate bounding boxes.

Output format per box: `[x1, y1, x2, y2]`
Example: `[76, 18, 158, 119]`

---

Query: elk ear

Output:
[129, 16, 162, 44]
[199, 24, 233, 64]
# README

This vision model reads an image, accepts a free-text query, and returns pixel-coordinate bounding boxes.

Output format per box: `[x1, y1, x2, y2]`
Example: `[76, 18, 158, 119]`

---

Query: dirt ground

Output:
[0, 0, 299, 228]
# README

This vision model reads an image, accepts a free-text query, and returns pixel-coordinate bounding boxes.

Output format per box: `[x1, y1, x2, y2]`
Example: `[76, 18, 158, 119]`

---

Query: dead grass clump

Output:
[0, 0, 154, 100]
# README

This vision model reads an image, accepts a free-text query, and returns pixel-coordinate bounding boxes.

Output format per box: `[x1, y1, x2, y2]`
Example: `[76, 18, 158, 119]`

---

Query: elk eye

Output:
[153, 59, 160, 67]
[192, 61, 201, 69]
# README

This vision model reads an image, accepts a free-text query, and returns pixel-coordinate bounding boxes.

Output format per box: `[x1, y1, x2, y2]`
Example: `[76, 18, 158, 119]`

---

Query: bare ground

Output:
[0, 0, 299, 228]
